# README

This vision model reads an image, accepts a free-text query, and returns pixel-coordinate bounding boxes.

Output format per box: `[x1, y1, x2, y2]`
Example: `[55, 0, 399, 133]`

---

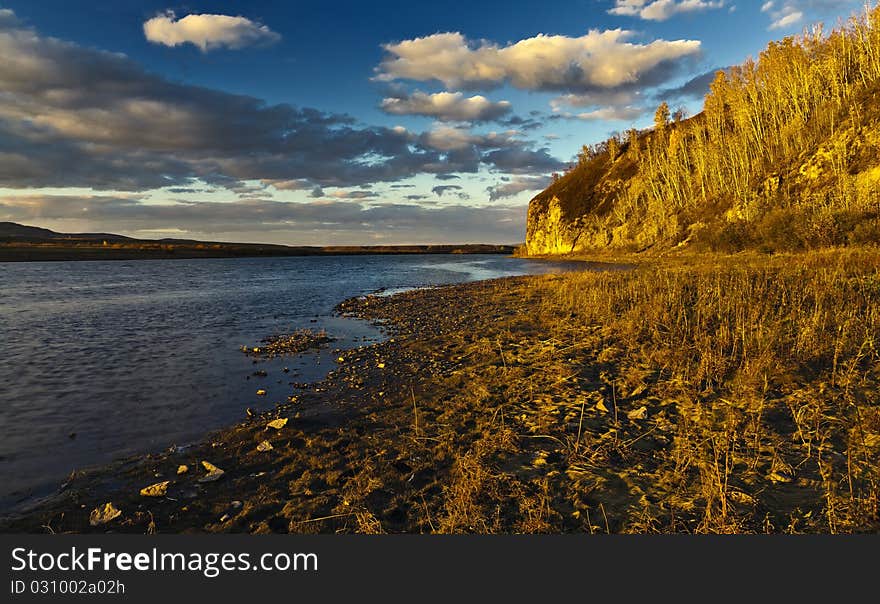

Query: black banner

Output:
[1, 535, 877, 602]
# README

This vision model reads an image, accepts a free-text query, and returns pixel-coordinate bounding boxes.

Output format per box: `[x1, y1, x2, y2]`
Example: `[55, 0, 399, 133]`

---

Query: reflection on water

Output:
[0, 254, 584, 512]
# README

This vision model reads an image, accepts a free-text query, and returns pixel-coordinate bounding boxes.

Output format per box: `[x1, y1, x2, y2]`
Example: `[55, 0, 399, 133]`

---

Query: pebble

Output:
[140, 481, 170, 497]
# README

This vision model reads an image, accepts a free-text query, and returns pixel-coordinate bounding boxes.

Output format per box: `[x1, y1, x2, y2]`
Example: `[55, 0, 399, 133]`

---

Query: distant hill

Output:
[0, 221, 133, 242]
[525, 7, 880, 256]
[0, 222, 515, 262]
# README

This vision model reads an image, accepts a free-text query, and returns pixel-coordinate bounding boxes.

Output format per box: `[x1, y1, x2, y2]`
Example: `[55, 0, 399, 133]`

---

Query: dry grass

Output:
[384, 248, 880, 533]
[502, 248, 880, 532]
[319, 248, 880, 533]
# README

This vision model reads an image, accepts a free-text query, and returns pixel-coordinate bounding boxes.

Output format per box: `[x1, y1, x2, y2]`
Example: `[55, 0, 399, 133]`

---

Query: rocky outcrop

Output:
[523, 103, 880, 257]
[525, 195, 582, 256]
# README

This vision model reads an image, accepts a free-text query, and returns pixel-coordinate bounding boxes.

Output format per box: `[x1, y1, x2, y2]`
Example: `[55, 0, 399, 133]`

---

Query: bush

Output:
[693, 220, 755, 253]
[849, 217, 880, 246]
[756, 209, 805, 252]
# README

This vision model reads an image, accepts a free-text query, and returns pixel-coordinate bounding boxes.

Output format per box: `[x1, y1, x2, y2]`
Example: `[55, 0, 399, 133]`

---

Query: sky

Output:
[0, 0, 870, 245]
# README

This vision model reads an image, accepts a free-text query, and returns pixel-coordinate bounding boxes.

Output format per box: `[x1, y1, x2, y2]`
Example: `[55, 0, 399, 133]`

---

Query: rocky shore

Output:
[2, 274, 582, 533]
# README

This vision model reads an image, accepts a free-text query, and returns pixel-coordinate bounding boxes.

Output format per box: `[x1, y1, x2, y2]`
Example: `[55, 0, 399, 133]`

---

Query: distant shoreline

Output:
[0, 242, 517, 262]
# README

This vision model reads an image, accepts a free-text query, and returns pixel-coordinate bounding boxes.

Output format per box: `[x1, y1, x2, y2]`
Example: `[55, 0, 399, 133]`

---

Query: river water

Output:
[0, 254, 583, 512]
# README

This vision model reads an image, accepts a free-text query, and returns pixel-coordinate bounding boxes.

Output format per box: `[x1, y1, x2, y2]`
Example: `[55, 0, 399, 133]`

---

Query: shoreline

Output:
[0, 243, 517, 263]
[0, 275, 514, 532]
[0, 269, 601, 533]
[3, 250, 879, 534]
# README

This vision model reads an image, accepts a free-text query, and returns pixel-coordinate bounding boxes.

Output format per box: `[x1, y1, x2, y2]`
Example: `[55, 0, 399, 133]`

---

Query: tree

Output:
[607, 133, 621, 160]
[654, 102, 671, 131]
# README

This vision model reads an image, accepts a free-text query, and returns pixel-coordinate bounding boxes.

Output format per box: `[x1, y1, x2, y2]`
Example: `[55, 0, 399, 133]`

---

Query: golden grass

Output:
[418, 248, 880, 533]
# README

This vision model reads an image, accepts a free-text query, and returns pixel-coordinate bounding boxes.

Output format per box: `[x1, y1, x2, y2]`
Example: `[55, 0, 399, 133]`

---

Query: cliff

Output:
[525, 8, 880, 256]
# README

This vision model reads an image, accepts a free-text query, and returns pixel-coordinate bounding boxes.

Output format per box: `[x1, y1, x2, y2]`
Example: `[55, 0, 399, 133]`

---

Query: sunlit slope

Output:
[526, 7, 880, 255]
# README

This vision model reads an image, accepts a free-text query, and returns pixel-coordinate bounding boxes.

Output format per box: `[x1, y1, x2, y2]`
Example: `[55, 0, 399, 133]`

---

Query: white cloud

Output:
[762, 1, 803, 29]
[551, 91, 641, 110]
[772, 10, 805, 28]
[420, 125, 520, 152]
[609, 0, 726, 21]
[422, 125, 481, 152]
[549, 91, 647, 122]
[375, 30, 701, 93]
[143, 11, 280, 51]
[380, 91, 512, 122]
[571, 106, 646, 121]
[487, 175, 553, 201]
[761, 1, 857, 31]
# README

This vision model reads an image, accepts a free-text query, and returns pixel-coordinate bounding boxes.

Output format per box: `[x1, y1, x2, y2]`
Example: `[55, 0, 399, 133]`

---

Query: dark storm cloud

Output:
[482, 148, 566, 175]
[499, 114, 547, 130]
[431, 185, 464, 197]
[0, 10, 563, 192]
[658, 67, 730, 101]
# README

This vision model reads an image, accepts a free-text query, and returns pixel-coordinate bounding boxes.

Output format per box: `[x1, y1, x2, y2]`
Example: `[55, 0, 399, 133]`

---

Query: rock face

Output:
[525, 195, 582, 256]
[523, 106, 880, 258]
[523, 148, 636, 256]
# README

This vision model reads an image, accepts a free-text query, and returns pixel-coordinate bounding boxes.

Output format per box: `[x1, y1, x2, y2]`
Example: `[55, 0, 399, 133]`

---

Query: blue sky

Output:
[0, 0, 869, 244]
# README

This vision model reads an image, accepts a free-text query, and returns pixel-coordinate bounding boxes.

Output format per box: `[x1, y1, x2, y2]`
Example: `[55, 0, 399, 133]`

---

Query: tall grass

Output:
[530, 249, 880, 532]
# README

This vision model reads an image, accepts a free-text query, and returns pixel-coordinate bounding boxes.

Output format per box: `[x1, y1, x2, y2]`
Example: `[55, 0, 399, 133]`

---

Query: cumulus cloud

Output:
[420, 125, 488, 152]
[419, 125, 520, 152]
[411, 125, 565, 175]
[0, 10, 563, 192]
[0, 195, 527, 245]
[487, 175, 553, 201]
[551, 90, 642, 109]
[374, 30, 701, 94]
[609, 0, 726, 21]
[143, 11, 280, 51]
[380, 91, 512, 122]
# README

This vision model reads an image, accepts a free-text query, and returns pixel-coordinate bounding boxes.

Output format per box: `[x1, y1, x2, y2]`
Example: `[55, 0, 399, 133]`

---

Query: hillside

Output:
[525, 7, 880, 256]
[0, 221, 133, 242]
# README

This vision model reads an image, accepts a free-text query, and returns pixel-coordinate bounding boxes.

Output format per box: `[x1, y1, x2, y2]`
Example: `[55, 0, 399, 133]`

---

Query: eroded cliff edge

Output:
[524, 10, 880, 257]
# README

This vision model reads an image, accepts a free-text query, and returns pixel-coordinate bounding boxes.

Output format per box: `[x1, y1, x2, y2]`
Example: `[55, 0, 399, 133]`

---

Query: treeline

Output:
[566, 5, 880, 252]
